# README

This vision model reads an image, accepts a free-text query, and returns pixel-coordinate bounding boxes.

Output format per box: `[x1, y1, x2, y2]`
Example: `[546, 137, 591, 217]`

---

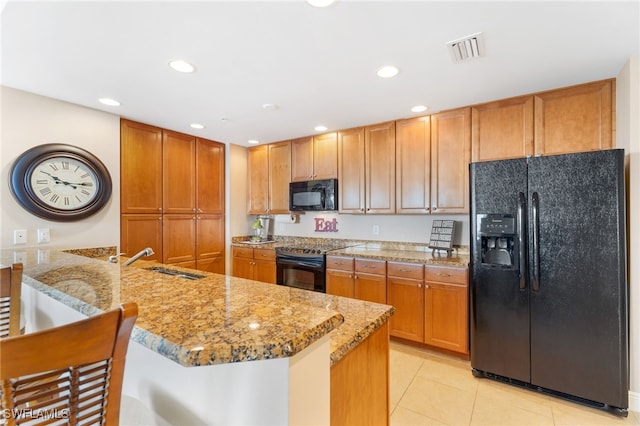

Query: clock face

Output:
[10, 144, 112, 221]
[29, 156, 100, 210]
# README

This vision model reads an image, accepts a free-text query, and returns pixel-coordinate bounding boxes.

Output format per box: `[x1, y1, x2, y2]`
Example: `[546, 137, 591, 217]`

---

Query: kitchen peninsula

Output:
[1, 248, 394, 425]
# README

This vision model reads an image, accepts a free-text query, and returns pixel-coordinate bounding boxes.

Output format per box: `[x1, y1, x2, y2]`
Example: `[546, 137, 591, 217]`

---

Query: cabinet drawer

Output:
[425, 266, 468, 285]
[254, 248, 275, 261]
[355, 258, 386, 275]
[232, 246, 254, 259]
[387, 262, 424, 280]
[326, 256, 354, 271]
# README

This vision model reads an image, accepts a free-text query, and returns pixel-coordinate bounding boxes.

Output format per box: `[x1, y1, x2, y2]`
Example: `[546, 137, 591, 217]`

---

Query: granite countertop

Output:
[231, 237, 470, 268]
[328, 246, 470, 268]
[1, 248, 393, 367]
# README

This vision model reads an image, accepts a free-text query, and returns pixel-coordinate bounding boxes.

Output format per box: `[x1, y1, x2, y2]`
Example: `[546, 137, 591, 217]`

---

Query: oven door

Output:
[276, 256, 326, 293]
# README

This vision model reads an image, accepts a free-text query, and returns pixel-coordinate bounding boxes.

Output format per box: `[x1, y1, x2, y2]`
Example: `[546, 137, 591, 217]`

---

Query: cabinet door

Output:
[354, 273, 386, 304]
[247, 145, 269, 214]
[396, 116, 431, 214]
[534, 79, 613, 156]
[196, 214, 224, 261]
[196, 138, 225, 214]
[120, 120, 163, 213]
[268, 141, 291, 214]
[196, 257, 224, 275]
[254, 259, 276, 284]
[120, 214, 163, 262]
[365, 121, 396, 214]
[291, 136, 314, 182]
[425, 266, 469, 353]
[387, 276, 424, 342]
[471, 96, 534, 162]
[424, 281, 468, 353]
[163, 130, 196, 214]
[326, 269, 354, 298]
[430, 107, 470, 214]
[338, 127, 365, 213]
[162, 214, 196, 264]
[232, 256, 254, 280]
[313, 132, 338, 180]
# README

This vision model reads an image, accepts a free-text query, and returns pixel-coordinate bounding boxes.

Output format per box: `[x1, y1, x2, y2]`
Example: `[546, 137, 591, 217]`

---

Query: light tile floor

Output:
[390, 341, 640, 426]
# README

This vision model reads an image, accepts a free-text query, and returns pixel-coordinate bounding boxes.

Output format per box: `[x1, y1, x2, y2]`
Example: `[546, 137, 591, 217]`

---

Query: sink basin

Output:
[144, 266, 205, 280]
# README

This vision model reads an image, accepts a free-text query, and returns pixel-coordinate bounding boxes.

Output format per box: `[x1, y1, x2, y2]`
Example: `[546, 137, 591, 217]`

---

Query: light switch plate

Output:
[37, 228, 51, 243]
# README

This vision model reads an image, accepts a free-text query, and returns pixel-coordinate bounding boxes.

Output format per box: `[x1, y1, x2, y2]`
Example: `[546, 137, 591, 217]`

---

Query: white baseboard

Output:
[629, 390, 640, 413]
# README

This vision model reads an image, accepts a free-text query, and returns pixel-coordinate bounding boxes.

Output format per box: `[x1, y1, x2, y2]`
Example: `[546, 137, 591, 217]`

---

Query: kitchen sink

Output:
[144, 266, 205, 280]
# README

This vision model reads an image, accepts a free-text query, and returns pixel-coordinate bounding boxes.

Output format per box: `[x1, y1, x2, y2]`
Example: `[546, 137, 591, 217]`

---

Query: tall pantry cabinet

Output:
[120, 119, 225, 273]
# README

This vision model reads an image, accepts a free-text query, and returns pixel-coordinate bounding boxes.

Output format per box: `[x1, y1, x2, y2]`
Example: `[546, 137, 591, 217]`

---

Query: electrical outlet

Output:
[37, 228, 51, 243]
[372, 225, 380, 235]
[13, 229, 27, 245]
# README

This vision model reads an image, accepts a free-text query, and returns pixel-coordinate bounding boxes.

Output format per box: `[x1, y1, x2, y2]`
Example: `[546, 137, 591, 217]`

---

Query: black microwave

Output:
[289, 179, 338, 211]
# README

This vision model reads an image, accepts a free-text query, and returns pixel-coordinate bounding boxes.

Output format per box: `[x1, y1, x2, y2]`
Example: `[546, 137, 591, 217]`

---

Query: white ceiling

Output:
[2, 1, 639, 146]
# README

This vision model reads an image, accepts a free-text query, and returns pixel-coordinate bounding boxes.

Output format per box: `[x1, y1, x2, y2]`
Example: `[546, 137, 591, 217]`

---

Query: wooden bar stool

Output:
[0, 302, 138, 425]
[0, 263, 23, 338]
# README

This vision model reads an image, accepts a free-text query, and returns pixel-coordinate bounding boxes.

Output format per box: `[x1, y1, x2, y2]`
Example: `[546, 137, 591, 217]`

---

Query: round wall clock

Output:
[9, 144, 112, 221]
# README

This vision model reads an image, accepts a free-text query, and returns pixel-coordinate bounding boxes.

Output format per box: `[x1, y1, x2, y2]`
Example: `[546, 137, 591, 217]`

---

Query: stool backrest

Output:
[0, 263, 23, 338]
[0, 302, 138, 425]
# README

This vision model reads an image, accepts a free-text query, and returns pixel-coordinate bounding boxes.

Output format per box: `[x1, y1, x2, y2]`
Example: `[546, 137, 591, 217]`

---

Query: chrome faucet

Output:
[108, 252, 126, 263]
[124, 247, 155, 266]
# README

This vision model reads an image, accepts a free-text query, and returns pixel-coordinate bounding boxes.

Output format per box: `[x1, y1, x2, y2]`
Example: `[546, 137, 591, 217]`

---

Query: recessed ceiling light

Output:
[248, 140, 260, 145]
[314, 125, 328, 132]
[262, 103, 279, 111]
[98, 98, 120, 106]
[376, 65, 399, 78]
[306, 0, 336, 7]
[169, 60, 195, 73]
[190, 123, 205, 129]
[411, 105, 428, 113]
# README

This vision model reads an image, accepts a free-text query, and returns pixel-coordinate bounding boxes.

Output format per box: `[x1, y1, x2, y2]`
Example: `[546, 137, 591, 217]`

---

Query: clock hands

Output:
[39, 170, 89, 189]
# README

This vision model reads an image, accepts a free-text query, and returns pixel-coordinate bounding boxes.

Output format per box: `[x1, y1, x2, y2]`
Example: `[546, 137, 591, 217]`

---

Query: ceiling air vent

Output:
[447, 32, 484, 64]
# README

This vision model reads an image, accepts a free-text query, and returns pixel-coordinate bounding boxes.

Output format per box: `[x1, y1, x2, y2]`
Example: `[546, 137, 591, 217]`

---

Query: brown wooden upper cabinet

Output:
[430, 108, 471, 214]
[534, 79, 613, 156]
[120, 119, 163, 214]
[196, 138, 225, 214]
[396, 116, 431, 214]
[338, 122, 396, 214]
[290, 133, 338, 182]
[163, 130, 196, 214]
[471, 95, 534, 162]
[247, 141, 291, 214]
[365, 121, 396, 214]
[471, 79, 614, 162]
[337, 127, 366, 213]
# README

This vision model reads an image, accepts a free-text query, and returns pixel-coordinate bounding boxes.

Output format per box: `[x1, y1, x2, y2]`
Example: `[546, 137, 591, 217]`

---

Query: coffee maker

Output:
[477, 214, 516, 267]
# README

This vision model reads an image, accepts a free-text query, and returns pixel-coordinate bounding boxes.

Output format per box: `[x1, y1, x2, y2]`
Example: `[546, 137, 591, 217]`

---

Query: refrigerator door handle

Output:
[532, 191, 540, 292]
[517, 192, 527, 289]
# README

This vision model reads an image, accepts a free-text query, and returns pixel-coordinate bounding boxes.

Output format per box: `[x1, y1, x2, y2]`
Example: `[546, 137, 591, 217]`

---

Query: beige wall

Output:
[0, 86, 121, 250]
[617, 56, 640, 410]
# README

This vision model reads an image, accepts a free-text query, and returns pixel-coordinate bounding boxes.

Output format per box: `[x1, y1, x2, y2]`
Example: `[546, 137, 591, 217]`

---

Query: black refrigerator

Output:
[469, 149, 628, 416]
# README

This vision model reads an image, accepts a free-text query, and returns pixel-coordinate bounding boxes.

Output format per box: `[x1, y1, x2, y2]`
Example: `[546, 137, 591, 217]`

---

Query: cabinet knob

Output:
[425, 284, 430, 289]
[418, 283, 422, 288]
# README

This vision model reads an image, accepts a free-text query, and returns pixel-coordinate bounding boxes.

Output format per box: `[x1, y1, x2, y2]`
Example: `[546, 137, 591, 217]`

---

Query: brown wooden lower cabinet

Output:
[326, 256, 386, 304]
[387, 261, 469, 355]
[231, 246, 276, 284]
[387, 262, 424, 342]
[331, 322, 389, 425]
